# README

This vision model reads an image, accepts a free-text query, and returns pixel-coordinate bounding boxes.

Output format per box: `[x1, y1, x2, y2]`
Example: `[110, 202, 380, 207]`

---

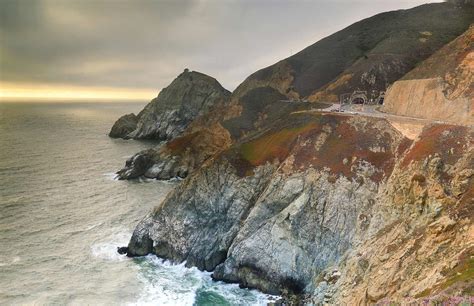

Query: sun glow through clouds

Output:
[0, 82, 157, 102]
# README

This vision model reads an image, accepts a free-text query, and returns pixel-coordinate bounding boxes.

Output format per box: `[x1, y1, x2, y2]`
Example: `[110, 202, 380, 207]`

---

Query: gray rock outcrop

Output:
[109, 113, 138, 138]
[127, 161, 276, 272]
[109, 69, 230, 140]
[125, 115, 399, 293]
[125, 114, 473, 303]
[116, 149, 157, 179]
[116, 121, 232, 180]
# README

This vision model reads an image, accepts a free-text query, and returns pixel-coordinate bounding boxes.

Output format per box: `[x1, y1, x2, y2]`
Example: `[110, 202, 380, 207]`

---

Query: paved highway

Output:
[293, 103, 473, 128]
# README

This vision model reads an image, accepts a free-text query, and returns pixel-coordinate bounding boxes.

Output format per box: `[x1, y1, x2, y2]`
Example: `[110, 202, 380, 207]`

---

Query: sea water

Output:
[0, 101, 273, 305]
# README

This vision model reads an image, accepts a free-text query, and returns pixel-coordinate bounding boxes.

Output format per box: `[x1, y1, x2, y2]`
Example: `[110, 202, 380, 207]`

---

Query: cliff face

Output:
[113, 3, 474, 303]
[126, 113, 473, 303]
[329, 124, 473, 304]
[117, 122, 233, 180]
[126, 113, 406, 268]
[124, 106, 473, 304]
[382, 26, 474, 125]
[109, 70, 230, 140]
[116, 86, 323, 180]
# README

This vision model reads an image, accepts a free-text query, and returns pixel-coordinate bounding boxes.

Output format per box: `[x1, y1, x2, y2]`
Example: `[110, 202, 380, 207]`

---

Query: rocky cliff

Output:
[116, 121, 233, 180]
[109, 69, 230, 140]
[113, 2, 474, 304]
[382, 26, 474, 125]
[116, 86, 324, 180]
[125, 112, 473, 303]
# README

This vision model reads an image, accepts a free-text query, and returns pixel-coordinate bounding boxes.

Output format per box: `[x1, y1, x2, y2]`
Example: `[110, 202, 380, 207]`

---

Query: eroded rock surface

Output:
[125, 115, 474, 303]
[326, 124, 474, 304]
[109, 69, 230, 140]
[109, 113, 138, 138]
[115, 4, 474, 304]
[117, 122, 233, 180]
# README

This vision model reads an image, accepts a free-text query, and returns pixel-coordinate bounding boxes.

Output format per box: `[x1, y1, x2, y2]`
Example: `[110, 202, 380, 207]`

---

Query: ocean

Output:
[0, 101, 272, 305]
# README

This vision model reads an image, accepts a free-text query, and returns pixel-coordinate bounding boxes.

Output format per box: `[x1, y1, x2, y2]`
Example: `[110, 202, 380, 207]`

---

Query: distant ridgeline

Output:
[110, 2, 474, 304]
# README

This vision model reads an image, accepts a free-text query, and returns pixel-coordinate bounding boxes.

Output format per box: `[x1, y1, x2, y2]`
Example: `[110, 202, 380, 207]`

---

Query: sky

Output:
[0, 0, 442, 101]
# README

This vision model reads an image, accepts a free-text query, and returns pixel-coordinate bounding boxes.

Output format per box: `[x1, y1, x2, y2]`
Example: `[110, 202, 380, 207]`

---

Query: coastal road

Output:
[293, 103, 473, 128]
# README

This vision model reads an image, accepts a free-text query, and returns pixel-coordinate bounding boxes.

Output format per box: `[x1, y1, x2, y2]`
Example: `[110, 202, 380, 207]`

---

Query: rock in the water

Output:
[116, 149, 156, 179]
[117, 246, 128, 255]
[127, 217, 154, 257]
[108, 113, 138, 138]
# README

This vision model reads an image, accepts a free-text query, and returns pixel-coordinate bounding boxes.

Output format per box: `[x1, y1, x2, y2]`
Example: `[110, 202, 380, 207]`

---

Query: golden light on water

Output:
[0, 82, 157, 102]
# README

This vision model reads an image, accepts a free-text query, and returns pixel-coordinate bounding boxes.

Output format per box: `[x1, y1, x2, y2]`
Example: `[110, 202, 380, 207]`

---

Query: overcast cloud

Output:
[0, 0, 441, 92]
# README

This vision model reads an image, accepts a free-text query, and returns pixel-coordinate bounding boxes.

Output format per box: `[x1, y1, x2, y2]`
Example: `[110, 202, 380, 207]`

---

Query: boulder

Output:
[108, 113, 138, 138]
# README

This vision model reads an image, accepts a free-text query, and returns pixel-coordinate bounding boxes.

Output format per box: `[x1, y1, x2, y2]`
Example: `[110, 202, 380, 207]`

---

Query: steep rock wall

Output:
[382, 26, 474, 125]
[383, 78, 473, 125]
[123, 115, 467, 304]
[328, 124, 473, 304]
[125, 114, 473, 303]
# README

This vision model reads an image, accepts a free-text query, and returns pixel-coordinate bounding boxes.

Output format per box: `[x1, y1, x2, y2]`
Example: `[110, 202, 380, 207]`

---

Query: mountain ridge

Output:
[242, 2, 473, 101]
[109, 2, 474, 303]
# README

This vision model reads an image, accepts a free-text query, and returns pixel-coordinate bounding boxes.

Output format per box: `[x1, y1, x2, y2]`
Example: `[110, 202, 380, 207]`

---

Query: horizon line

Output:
[0, 81, 158, 102]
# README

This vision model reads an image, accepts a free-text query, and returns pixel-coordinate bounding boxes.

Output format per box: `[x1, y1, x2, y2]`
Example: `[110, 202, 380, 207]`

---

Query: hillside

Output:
[126, 112, 473, 303]
[113, 2, 473, 180]
[111, 3, 474, 303]
[237, 2, 473, 102]
[382, 25, 473, 125]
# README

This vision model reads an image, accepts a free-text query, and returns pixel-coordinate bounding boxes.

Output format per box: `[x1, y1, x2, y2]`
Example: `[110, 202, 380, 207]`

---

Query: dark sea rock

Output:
[116, 149, 156, 180]
[116, 148, 189, 180]
[109, 113, 138, 138]
[117, 246, 128, 255]
[109, 69, 230, 140]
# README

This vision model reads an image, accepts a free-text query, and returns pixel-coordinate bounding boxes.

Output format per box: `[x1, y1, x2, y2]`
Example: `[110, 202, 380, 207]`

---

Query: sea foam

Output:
[132, 255, 278, 306]
[91, 231, 130, 262]
[90, 234, 278, 305]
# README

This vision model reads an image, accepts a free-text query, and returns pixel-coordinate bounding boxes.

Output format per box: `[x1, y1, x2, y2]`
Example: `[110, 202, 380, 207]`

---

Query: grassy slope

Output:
[402, 25, 474, 80]
[228, 113, 407, 183]
[239, 2, 473, 100]
[222, 86, 327, 139]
